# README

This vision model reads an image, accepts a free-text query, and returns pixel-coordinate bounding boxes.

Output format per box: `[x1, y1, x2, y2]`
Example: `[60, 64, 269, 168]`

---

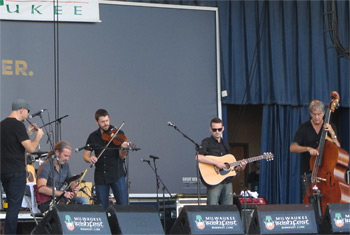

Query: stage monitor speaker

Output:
[233, 197, 267, 233]
[31, 204, 111, 234]
[169, 205, 244, 234]
[319, 203, 350, 234]
[248, 204, 318, 234]
[106, 204, 164, 234]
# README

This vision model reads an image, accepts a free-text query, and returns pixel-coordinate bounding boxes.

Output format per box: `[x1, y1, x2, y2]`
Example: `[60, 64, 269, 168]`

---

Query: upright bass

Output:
[304, 91, 350, 219]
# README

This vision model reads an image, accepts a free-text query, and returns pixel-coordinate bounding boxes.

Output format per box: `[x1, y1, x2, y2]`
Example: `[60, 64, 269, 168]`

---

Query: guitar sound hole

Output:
[224, 163, 230, 171]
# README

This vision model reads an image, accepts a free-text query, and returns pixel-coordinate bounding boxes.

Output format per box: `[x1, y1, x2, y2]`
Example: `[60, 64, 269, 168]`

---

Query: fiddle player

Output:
[36, 141, 88, 213]
[197, 117, 247, 205]
[290, 100, 340, 201]
[0, 98, 44, 234]
[83, 109, 130, 209]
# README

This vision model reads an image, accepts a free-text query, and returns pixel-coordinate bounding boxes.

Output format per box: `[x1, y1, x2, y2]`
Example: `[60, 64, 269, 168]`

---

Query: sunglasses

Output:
[212, 128, 223, 132]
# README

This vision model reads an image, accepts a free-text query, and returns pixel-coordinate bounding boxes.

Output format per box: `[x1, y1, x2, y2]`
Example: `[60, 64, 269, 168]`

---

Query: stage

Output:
[1, 194, 349, 234]
[0, 194, 207, 234]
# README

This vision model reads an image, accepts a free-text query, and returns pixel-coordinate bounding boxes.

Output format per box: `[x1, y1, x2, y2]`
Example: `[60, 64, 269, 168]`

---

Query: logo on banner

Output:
[65, 215, 75, 231]
[264, 216, 275, 230]
[195, 215, 206, 230]
[262, 214, 314, 231]
[334, 213, 345, 228]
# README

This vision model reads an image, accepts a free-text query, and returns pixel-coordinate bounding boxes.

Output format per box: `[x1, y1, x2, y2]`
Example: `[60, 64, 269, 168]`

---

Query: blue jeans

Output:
[1, 171, 26, 234]
[95, 176, 128, 209]
[206, 181, 233, 205]
[72, 196, 89, 205]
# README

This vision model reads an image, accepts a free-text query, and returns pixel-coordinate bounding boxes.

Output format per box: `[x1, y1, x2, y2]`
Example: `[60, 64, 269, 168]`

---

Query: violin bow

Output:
[78, 168, 88, 184]
[90, 121, 125, 168]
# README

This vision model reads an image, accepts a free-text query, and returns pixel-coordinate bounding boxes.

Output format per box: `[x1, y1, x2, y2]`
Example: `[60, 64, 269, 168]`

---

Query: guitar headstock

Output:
[263, 152, 274, 161]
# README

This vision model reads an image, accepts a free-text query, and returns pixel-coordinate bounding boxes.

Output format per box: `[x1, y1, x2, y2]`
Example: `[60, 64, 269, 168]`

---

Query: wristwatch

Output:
[332, 135, 337, 139]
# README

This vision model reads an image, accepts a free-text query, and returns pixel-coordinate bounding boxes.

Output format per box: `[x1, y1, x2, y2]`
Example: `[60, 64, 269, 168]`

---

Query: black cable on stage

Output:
[325, 0, 349, 59]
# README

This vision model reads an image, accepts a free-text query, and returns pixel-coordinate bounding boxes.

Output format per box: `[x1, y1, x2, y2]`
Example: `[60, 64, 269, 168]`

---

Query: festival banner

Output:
[0, 0, 100, 22]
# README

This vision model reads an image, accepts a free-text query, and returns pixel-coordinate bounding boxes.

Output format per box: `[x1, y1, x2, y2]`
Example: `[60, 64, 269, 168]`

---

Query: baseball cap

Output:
[12, 98, 31, 111]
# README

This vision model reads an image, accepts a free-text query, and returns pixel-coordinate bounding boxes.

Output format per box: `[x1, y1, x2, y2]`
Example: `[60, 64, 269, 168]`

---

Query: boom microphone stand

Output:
[142, 156, 172, 232]
[167, 122, 202, 204]
[46, 151, 58, 215]
[122, 146, 141, 205]
[38, 114, 69, 151]
[240, 180, 250, 234]
[36, 111, 54, 151]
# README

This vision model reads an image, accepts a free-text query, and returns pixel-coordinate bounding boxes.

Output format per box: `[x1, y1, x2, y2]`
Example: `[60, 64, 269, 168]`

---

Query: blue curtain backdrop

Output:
[128, 0, 350, 204]
[217, 0, 349, 204]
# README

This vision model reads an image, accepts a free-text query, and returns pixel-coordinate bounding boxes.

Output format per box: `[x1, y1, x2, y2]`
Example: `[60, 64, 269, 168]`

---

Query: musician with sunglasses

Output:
[197, 117, 247, 205]
[0, 99, 44, 234]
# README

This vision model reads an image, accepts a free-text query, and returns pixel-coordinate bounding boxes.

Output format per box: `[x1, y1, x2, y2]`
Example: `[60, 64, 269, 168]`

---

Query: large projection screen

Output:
[1, 1, 220, 195]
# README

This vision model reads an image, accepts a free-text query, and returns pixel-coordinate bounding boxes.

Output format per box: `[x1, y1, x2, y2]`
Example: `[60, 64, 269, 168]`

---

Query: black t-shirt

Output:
[292, 119, 337, 175]
[86, 127, 126, 185]
[0, 117, 29, 174]
[199, 135, 230, 156]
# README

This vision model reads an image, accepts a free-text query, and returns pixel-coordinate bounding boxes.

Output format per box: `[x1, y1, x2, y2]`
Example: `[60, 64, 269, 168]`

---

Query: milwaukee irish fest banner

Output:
[0, 0, 100, 22]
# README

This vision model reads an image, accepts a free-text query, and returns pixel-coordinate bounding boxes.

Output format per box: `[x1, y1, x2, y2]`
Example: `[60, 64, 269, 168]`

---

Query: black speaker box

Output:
[17, 221, 38, 234]
[233, 197, 266, 233]
[106, 205, 164, 234]
[248, 204, 318, 234]
[169, 205, 244, 234]
[31, 204, 111, 234]
[319, 203, 350, 234]
[158, 203, 177, 234]
[240, 208, 255, 233]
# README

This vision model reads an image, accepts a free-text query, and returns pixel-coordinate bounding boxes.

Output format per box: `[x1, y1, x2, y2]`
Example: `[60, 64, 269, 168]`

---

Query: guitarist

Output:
[36, 141, 88, 213]
[197, 117, 247, 205]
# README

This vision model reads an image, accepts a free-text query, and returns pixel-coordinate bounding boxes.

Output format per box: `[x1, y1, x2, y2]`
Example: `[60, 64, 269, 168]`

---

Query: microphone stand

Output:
[38, 113, 54, 151]
[125, 150, 130, 205]
[48, 152, 58, 214]
[120, 147, 140, 205]
[38, 115, 68, 150]
[240, 180, 250, 235]
[39, 115, 69, 129]
[142, 158, 172, 232]
[168, 124, 202, 205]
[80, 187, 94, 201]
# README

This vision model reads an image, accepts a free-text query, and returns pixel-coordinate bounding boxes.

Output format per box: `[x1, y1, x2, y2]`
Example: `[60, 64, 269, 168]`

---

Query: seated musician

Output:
[36, 140, 88, 213]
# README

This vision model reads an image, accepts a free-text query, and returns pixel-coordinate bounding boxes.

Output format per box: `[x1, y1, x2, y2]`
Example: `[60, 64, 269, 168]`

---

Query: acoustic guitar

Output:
[199, 153, 274, 186]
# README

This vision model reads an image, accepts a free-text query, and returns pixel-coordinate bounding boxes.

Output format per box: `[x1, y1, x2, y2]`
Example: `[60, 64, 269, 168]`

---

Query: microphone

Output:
[29, 109, 46, 119]
[141, 159, 150, 163]
[149, 155, 159, 160]
[167, 121, 176, 128]
[79, 186, 87, 192]
[79, 186, 93, 199]
[75, 144, 92, 152]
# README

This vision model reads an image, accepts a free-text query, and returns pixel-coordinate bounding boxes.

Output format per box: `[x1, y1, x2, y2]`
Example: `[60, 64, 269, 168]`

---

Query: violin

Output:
[102, 128, 127, 146]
